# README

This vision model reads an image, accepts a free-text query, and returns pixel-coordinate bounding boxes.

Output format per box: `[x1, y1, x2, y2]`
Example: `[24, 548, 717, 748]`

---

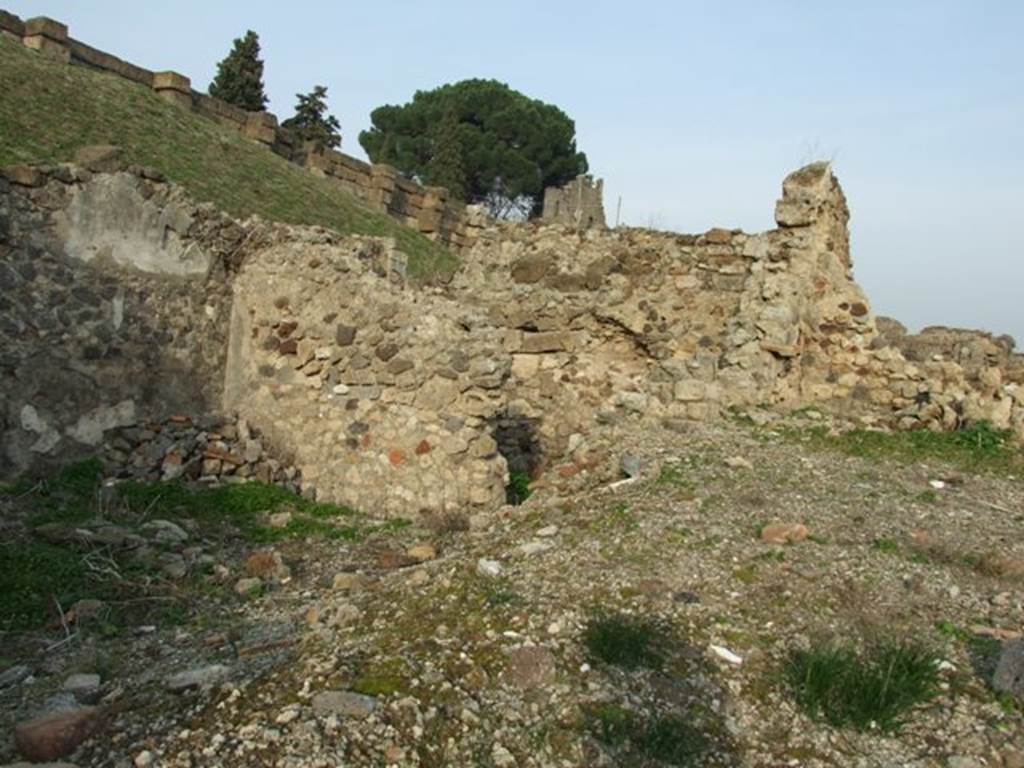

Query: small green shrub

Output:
[583, 613, 665, 670]
[586, 705, 709, 766]
[506, 469, 532, 505]
[642, 715, 710, 766]
[587, 703, 637, 747]
[786, 639, 940, 732]
[872, 538, 900, 555]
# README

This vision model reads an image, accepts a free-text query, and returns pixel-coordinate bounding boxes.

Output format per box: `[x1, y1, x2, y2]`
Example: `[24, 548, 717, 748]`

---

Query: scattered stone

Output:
[760, 522, 809, 544]
[407, 569, 430, 587]
[331, 572, 364, 591]
[406, 543, 437, 562]
[709, 644, 743, 666]
[311, 691, 376, 719]
[133, 750, 154, 768]
[619, 453, 646, 478]
[235, 577, 263, 596]
[502, 646, 557, 690]
[0, 665, 32, 688]
[476, 558, 503, 578]
[517, 540, 553, 557]
[141, 519, 189, 545]
[14, 706, 103, 762]
[165, 664, 229, 692]
[244, 549, 291, 582]
[536, 525, 559, 537]
[724, 456, 754, 470]
[376, 549, 417, 570]
[268, 511, 292, 528]
[993, 638, 1024, 698]
[62, 674, 101, 704]
[491, 743, 517, 767]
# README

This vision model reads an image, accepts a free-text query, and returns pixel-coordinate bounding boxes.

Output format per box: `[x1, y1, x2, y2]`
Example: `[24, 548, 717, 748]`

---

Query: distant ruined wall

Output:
[0, 10, 492, 254]
[541, 175, 606, 229]
[2, 157, 1020, 511]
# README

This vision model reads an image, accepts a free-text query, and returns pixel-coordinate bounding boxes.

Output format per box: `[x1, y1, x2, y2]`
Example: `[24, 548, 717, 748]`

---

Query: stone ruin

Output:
[541, 175, 606, 229]
[1, 156, 1021, 516]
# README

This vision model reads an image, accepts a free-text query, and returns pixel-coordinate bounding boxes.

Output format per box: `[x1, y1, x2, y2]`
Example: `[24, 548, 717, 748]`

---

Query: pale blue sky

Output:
[7, 1, 1022, 342]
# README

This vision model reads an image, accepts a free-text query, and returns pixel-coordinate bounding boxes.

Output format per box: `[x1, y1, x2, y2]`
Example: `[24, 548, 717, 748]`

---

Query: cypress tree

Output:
[208, 30, 268, 112]
[281, 86, 342, 151]
[426, 108, 467, 201]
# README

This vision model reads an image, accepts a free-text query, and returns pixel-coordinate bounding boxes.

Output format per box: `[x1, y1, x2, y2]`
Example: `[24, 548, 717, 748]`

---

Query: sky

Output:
[7, 1, 1022, 343]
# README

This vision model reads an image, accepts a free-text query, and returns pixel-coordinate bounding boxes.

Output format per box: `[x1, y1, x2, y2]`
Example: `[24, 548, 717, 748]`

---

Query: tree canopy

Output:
[359, 79, 588, 218]
[282, 86, 342, 151]
[208, 30, 268, 112]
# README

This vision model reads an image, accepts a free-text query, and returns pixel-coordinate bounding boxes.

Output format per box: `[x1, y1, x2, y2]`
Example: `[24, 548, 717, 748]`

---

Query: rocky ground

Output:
[2, 415, 1023, 768]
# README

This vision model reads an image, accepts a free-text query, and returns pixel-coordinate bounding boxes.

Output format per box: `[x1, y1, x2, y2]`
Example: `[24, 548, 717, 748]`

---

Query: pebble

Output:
[0, 665, 32, 688]
[134, 750, 155, 767]
[165, 664, 229, 692]
[235, 577, 263, 595]
[62, 673, 101, 703]
[311, 691, 377, 719]
[710, 644, 743, 665]
[407, 543, 437, 562]
[476, 558, 503, 578]
[536, 525, 559, 537]
[724, 456, 754, 470]
[517, 540, 553, 557]
[760, 522, 809, 544]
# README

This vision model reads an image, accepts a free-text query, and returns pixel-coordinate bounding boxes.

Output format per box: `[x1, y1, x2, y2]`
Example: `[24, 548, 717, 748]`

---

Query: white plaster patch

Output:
[66, 399, 137, 446]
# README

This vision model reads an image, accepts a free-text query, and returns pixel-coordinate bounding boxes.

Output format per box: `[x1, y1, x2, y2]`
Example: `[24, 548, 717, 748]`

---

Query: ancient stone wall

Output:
[222, 229, 510, 514]
[3, 158, 1020, 515]
[541, 175, 606, 229]
[0, 10, 490, 253]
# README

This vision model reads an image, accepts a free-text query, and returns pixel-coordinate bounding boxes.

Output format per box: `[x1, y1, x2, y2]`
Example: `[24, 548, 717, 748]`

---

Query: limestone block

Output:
[24, 16, 67, 40]
[22, 30, 69, 63]
[152, 71, 191, 93]
[511, 355, 540, 380]
[244, 111, 278, 145]
[153, 71, 192, 107]
[674, 380, 706, 402]
[2, 165, 44, 187]
[520, 331, 571, 354]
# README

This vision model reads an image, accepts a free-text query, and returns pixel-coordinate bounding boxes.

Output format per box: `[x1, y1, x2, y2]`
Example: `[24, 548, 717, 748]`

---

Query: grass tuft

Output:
[785, 639, 940, 732]
[583, 613, 665, 670]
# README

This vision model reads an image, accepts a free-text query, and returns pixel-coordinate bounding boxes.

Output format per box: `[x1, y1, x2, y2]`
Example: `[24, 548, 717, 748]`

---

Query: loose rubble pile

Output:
[102, 413, 300, 488]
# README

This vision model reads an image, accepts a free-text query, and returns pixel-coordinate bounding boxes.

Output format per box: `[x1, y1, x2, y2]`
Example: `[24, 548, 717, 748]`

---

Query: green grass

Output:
[786, 639, 940, 732]
[0, 36, 455, 280]
[583, 613, 665, 670]
[585, 705, 710, 767]
[782, 421, 1022, 475]
[0, 541, 95, 632]
[0, 458, 378, 633]
[110, 478, 362, 542]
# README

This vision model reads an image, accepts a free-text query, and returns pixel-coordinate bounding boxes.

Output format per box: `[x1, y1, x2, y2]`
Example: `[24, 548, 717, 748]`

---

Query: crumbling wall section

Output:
[0, 163, 243, 476]
[541, 175, 606, 229]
